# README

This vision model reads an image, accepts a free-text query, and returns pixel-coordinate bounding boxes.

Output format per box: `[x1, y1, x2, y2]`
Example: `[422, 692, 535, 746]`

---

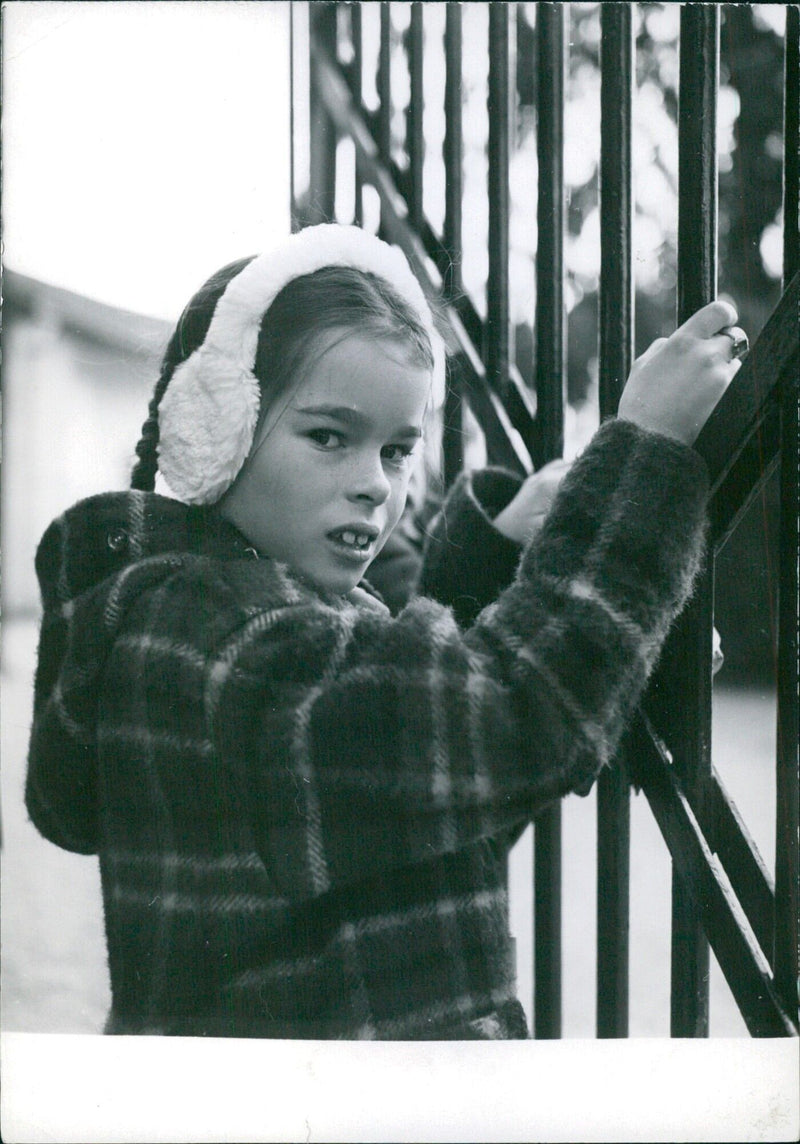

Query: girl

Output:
[26, 224, 745, 1039]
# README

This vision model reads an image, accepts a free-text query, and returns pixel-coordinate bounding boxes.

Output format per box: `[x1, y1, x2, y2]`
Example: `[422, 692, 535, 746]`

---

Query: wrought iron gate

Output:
[290, 0, 799, 1038]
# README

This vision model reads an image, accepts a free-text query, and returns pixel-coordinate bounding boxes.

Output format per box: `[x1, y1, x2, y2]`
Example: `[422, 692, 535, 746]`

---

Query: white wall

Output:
[2, 311, 164, 612]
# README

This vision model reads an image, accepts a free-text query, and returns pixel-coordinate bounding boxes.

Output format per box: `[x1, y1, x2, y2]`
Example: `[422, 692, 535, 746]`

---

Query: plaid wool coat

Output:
[26, 418, 708, 1038]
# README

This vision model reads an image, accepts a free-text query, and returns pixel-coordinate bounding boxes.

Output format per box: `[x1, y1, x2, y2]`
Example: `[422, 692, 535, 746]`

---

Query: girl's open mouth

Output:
[327, 526, 379, 557]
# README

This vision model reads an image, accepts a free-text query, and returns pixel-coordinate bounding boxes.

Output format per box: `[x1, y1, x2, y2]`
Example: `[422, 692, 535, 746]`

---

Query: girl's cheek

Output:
[390, 486, 410, 528]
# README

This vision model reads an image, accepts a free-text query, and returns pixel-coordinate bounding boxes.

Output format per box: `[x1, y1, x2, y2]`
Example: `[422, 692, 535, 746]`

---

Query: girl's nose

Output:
[347, 451, 392, 505]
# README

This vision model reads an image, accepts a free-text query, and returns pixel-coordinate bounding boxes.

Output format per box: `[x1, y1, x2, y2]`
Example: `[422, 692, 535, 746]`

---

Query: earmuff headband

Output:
[157, 224, 443, 504]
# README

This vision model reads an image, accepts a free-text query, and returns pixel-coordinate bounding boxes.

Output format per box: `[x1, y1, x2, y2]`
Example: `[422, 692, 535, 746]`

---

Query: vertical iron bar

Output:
[596, 763, 631, 1036]
[350, 1, 363, 227]
[309, 2, 338, 224]
[377, 2, 392, 237]
[775, 1, 800, 1031]
[533, 2, 566, 467]
[378, 2, 392, 163]
[670, 2, 719, 1038]
[668, 580, 713, 1040]
[442, 2, 464, 491]
[486, 2, 511, 399]
[677, 6, 719, 317]
[774, 360, 800, 1027]
[596, 2, 633, 1039]
[532, 1, 566, 1041]
[290, 2, 299, 231]
[598, 3, 633, 419]
[784, 5, 800, 286]
[534, 802, 561, 1039]
[407, 2, 425, 235]
[443, 2, 463, 299]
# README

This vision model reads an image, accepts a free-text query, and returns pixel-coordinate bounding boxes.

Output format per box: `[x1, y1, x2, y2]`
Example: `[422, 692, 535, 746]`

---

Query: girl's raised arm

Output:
[205, 414, 708, 902]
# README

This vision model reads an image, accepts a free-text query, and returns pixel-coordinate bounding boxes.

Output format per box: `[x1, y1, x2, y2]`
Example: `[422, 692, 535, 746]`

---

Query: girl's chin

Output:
[311, 550, 376, 596]
[288, 543, 380, 596]
[295, 566, 364, 598]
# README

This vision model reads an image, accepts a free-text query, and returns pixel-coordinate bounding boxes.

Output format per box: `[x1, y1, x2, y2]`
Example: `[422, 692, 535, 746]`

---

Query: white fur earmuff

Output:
[157, 224, 444, 504]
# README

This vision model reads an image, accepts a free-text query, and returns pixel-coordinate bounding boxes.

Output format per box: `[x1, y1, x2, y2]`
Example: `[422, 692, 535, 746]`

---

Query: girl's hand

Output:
[618, 300, 743, 446]
[493, 458, 572, 543]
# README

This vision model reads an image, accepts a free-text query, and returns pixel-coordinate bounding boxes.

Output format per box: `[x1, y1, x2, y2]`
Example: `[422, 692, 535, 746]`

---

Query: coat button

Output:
[107, 527, 129, 552]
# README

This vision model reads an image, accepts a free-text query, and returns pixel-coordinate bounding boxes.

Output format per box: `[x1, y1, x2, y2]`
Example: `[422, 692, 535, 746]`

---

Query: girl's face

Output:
[219, 331, 431, 595]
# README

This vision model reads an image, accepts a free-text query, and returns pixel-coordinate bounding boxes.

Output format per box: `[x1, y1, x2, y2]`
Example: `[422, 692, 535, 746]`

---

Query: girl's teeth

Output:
[339, 530, 370, 548]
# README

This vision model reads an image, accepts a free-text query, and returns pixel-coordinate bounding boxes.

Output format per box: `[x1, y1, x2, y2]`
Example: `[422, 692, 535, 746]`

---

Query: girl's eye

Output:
[381, 443, 415, 465]
[308, 429, 344, 450]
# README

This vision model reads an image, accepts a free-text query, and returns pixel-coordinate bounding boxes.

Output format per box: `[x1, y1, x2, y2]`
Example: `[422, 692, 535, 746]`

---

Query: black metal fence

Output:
[291, 1, 799, 1038]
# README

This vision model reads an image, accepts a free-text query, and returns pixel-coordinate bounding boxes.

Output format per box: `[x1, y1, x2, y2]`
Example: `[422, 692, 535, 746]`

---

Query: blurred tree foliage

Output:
[534, 1, 784, 681]
[718, 5, 785, 329]
[308, 1, 787, 676]
[308, 2, 786, 412]
[513, 2, 786, 408]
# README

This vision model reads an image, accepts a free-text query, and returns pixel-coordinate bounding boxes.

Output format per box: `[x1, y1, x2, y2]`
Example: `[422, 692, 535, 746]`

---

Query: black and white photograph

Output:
[1, 2, 798, 1140]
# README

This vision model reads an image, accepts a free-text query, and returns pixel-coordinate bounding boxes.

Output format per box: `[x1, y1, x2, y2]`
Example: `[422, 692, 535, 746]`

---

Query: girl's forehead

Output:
[307, 327, 425, 371]
[294, 332, 432, 418]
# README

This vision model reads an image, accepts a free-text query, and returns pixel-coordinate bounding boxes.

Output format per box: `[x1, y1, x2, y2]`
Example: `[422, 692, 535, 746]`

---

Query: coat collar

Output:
[35, 489, 387, 614]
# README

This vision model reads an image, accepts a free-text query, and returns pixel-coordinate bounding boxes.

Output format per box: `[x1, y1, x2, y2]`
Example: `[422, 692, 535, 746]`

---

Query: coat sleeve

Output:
[206, 418, 709, 901]
[25, 554, 188, 854]
[416, 466, 524, 626]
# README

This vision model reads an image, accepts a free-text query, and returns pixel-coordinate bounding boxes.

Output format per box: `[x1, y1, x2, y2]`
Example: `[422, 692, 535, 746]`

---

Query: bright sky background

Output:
[3, 1, 292, 320]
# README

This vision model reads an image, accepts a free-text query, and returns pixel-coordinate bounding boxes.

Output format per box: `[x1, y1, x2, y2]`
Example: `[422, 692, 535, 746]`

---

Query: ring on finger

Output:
[720, 325, 749, 361]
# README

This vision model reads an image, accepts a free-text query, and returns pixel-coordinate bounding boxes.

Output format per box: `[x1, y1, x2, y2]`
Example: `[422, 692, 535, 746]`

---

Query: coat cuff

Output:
[418, 468, 524, 627]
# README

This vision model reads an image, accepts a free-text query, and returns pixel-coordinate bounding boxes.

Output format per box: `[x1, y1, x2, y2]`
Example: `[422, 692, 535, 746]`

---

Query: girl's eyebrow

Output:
[293, 403, 423, 439]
